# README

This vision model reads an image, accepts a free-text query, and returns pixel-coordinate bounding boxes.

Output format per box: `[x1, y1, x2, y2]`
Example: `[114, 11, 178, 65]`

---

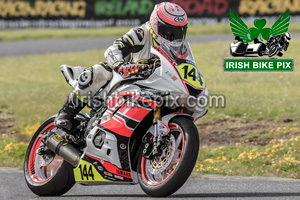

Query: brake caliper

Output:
[152, 120, 170, 156]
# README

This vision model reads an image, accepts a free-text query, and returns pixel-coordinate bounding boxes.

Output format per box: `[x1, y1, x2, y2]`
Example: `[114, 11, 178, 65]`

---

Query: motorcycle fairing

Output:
[101, 91, 158, 137]
[136, 42, 206, 98]
[133, 42, 208, 121]
[74, 153, 134, 185]
[75, 87, 160, 185]
[155, 42, 206, 96]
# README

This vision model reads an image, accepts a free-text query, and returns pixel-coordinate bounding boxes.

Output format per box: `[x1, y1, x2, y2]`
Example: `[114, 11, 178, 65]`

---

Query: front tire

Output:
[138, 117, 199, 197]
[24, 116, 75, 196]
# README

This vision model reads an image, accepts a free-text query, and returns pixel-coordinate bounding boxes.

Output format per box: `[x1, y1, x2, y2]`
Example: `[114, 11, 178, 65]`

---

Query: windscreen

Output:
[159, 40, 196, 65]
[157, 40, 205, 97]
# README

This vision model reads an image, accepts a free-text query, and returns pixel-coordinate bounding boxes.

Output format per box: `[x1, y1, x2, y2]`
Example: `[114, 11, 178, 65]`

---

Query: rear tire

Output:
[24, 116, 75, 196]
[138, 117, 199, 197]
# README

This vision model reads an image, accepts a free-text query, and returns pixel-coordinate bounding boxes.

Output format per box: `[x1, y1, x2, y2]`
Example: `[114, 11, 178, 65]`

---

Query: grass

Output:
[0, 135, 28, 167]
[1, 39, 300, 125]
[0, 22, 300, 41]
[194, 127, 300, 178]
[0, 123, 40, 167]
[0, 27, 131, 42]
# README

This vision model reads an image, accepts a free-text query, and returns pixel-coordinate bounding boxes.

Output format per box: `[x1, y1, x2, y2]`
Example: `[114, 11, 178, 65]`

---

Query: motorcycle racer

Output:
[54, 2, 189, 133]
[265, 32, 292, 57]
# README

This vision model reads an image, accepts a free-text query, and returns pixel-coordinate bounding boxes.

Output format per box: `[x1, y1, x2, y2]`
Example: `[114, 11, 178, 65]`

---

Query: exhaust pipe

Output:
[46, 130, 81, 167]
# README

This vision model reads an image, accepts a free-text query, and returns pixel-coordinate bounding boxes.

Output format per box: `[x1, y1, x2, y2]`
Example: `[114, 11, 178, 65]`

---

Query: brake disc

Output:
[37, 143, 55, 167]
[38, 152, 55, 167]
[146, 134, 176, 174]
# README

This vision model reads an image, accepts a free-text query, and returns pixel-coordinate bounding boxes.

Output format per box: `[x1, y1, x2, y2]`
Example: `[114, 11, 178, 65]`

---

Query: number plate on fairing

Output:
[74, 160, 108, 182]
[175, 63, 205, 89]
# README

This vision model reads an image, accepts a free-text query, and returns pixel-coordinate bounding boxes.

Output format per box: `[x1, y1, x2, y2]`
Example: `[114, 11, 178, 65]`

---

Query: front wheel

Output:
[24, 116, 75, 196]
[138, 117, 200, 197]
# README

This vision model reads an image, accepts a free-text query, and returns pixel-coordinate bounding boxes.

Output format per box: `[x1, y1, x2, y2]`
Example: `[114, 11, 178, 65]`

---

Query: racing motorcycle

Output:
[24, 40, 208, 197]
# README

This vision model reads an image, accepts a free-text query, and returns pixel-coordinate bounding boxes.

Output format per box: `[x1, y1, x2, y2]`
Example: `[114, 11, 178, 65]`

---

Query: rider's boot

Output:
[54, 92, 87, 132]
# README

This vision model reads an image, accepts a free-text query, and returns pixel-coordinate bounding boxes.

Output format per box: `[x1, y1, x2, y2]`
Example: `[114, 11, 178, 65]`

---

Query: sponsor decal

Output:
[171, 0, 229, 16]
[0, 0, 86, 18]
[114, 175, 124, 180]
[171, 76, 178, 81]
[120, 143, 126, 150]
[97, 166, 103, 171]
[94, 0, 153, 17]
[104, 171, 113, 177]
[165, 70, 179, 81]
[174, 16, 185, 23]
[103, 176, 116, 181]
[53, 135, 68, 145]
[239, 0, 300, 16]
[93, 161, 104, 171]
[116, 169, 131, 178]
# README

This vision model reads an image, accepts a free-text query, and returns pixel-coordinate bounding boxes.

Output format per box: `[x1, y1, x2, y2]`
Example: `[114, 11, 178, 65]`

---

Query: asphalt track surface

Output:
[2, 33, 300, 57]
[0, 35, 234, 57]
[1, 167, 300, 200]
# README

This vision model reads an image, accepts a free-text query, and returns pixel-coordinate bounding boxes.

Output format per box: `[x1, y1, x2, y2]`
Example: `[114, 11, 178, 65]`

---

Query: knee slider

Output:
[78, 67, 93, 90]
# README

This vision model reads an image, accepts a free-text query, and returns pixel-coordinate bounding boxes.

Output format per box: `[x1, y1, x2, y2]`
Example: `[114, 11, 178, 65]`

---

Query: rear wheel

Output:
[138, 117, 199, 197]
[24, 116, 75, 196]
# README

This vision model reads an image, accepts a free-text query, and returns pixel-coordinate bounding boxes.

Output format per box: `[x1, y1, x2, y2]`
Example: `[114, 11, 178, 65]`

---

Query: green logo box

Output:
[223, 58, 294, 72]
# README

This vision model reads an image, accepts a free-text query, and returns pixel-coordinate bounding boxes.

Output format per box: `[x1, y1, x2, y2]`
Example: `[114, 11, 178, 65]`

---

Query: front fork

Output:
[142, 107, 164, 158]
[152, 107, 162, 156]
[143, 107, 183, 157]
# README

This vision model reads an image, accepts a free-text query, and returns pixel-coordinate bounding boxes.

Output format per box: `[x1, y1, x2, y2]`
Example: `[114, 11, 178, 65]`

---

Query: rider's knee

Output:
[92, 62, 113, 81]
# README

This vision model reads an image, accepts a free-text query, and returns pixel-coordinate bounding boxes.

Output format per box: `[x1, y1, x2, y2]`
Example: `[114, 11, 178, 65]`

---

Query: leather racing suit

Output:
[74, 23, 153, 102]
[54, 23, 155, 131]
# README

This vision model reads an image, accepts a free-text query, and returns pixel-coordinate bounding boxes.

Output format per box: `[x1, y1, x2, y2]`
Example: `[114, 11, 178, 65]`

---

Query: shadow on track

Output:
[64, 192, 300, 198]
[172, 192, 300, 198]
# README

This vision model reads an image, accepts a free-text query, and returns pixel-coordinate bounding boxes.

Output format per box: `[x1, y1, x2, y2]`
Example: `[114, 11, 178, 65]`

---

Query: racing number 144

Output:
[78, 164, 94, 180]
[182, 65, 203, 86]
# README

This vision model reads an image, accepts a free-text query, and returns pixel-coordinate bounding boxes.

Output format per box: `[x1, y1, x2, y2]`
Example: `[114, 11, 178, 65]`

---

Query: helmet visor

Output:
[157, 21, 187, 42]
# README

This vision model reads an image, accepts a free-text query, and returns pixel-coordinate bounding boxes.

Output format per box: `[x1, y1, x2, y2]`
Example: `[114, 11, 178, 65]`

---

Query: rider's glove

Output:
[117, 62, 149, 78]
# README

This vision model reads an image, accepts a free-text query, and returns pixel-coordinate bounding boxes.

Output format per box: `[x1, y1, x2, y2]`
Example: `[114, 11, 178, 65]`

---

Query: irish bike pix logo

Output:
[224, 10, 294, 72]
